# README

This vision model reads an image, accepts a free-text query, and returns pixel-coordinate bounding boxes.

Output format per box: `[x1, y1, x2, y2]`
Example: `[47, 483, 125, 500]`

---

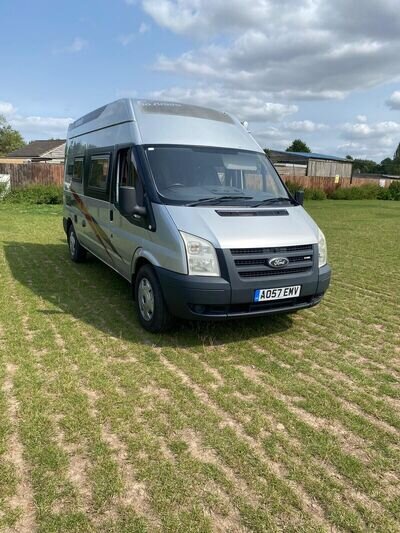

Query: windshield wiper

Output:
[253, 196, 295, 207]
[187, 195, 253, 206]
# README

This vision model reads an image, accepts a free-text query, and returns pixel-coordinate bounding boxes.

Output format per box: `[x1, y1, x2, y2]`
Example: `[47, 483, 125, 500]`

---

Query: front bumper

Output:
[155, 263, 331, 321]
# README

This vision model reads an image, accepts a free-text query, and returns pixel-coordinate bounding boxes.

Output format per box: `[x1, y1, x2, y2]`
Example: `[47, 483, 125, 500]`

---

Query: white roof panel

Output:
[68, 99, 263, 153]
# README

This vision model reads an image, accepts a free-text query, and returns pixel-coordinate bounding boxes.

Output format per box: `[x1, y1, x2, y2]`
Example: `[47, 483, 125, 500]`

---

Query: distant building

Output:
[267, 150, 353, 179]
[3, 139, 66, 163]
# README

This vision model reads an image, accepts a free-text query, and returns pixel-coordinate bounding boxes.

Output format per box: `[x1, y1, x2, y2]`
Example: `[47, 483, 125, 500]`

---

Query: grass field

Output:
[0, 200, 399, 532]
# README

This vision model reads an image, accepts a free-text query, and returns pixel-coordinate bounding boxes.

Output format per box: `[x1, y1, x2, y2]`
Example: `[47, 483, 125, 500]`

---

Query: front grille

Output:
[231, 244, 313, 255]
[234, 254, 311, 267]
[230, 244, 314, 279]
[239, 267, 310, 278]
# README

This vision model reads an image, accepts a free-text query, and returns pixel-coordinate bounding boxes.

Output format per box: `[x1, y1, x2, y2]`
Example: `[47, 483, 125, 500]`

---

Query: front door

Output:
[108, 146, 150, 280]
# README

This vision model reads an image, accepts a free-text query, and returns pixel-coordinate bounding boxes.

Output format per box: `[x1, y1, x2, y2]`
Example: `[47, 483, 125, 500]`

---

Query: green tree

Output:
[393, 142, 400, 161]
[345, 154, 353, 160]
[351, 158, 380, 174]
[0, 115, 25, 156]
[286, 139, 311, 153]
[377, 156, 400, 176]
[379, 158, 393, 174]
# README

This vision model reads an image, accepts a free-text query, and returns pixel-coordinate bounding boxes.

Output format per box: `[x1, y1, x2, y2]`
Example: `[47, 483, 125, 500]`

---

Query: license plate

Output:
[254, 285, 301, 302]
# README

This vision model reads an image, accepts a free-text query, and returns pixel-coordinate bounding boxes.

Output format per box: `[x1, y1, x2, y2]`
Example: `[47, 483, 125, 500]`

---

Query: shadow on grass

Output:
[4, 241, 293, 348]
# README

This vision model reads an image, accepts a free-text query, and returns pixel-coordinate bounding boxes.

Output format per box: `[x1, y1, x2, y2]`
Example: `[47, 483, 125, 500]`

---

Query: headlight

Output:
[180, 231, 220, 277]
[318, 228, 328, 268]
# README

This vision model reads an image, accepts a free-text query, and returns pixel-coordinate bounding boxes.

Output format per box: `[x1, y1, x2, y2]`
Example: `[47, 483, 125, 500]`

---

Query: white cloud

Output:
[356, 115, 368, 123]
[149, 86, 298, 122]
[251, 121, 327, 151]
[142, 0, 400, 99]
[117, 33, 135, 46]
[342, 120, 400, 139]
[386, 91, 400, 110]
[2, 100, 72, 139]
[142, 0, 302, 38]
[7, 113, 72, 140]
[285, 120, 327, 133]
[338, 117, 400, 160]
[139, 22, 150, 33]
[54, 37, 88, 54]
[0, 101, 16, 116]
[336, 141, 394, 161]
[118, 23, 150, 45]
[68, 37, 87, 52]
[275, 90, 347, 101]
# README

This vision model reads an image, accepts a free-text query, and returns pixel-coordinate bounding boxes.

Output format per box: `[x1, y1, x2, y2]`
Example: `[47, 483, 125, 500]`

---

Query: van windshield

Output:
[144, 145, 291, 206]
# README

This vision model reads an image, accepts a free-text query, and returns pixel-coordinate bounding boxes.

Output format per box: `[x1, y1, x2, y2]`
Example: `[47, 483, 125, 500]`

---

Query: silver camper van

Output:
[63, 99, 331, 332]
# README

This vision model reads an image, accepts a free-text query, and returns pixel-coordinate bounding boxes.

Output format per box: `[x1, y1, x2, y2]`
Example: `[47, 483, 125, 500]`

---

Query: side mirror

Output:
[119, 186, 147, 217]
[294, 190, 305, 206]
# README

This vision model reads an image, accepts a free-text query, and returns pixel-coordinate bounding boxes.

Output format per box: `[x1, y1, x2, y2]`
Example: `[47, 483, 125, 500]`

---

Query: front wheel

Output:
[134, 265, 173, 332]
[68, 224, 87, 263]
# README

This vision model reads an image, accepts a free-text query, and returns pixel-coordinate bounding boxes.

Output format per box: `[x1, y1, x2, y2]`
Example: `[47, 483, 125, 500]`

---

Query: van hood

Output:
[165, 205, 319, 249]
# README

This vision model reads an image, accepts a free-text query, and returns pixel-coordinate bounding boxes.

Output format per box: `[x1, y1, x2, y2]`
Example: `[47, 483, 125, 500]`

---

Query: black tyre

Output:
[134, 264, 173, 332]
[68, 224, 87, 263]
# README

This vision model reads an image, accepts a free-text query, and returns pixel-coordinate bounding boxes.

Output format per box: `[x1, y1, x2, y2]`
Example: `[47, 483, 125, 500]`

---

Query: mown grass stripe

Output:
[162, 345, 400, 530]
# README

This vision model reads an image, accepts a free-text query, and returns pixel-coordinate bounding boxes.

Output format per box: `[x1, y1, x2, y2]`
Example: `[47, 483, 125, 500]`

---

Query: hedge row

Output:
[1, 184, 63, 205]
[285, 180, 400, 201]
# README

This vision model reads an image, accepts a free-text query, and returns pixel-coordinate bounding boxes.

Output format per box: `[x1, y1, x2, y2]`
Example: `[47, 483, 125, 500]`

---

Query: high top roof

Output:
[68, 99, 263, 153]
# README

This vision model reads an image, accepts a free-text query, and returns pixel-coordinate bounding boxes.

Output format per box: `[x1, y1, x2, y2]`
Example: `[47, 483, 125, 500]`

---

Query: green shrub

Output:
[327, 184, 381, 200]
[3, 184, 63, 205]
[376, 187, 392, 200]
[283, 180, 298, 195]
[283, 180, 327, 200]
[281, 178, 400, 200]
[387, 180, 400, 200]
[304, 188, 327, 200]
[0, 182, 9, 198]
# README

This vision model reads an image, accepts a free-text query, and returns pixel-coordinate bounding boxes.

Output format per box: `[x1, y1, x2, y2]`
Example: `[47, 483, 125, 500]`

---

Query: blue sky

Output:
[1, 0, 400, 161]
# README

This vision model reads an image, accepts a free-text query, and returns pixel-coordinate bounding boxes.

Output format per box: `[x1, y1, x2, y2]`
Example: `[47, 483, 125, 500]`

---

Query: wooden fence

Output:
[280, 174, 395, 192]
[0, 162, 397, 192]
[0, 163, 64, 189]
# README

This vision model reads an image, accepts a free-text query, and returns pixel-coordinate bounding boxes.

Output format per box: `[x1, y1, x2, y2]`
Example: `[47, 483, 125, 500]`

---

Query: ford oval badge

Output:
[268, 257, 289, 268]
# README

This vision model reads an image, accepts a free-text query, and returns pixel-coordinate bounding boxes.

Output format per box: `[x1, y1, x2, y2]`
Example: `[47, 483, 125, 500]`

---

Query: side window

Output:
[88, 155, 110, 191]
[116, 148, 142, 205]
[65, 155, 74, 184]
[118, 148, 137, 188]
[72, 157, 84, 182]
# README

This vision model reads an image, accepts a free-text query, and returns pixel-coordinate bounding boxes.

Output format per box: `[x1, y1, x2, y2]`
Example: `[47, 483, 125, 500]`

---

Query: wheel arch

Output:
[64, 216, 73, 235]
[131, 248, 161, 281]
[67, 218, 74, 234]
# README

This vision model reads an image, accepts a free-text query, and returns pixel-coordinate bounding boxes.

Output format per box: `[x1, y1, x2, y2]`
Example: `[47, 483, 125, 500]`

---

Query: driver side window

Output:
[116, 147, 143, 204]
[118, 148, 137, 188]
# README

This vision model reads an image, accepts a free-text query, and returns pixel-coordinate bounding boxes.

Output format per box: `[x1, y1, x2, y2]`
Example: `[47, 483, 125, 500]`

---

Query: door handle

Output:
[110, 209, 114, 221]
